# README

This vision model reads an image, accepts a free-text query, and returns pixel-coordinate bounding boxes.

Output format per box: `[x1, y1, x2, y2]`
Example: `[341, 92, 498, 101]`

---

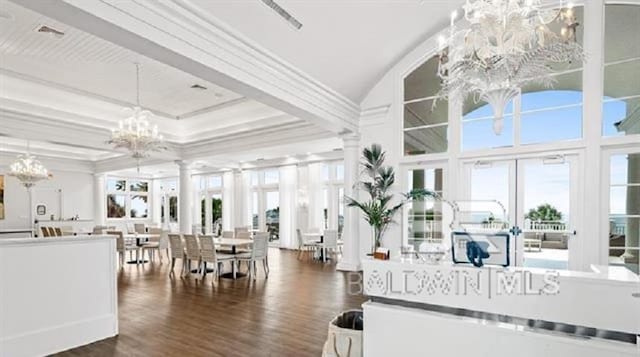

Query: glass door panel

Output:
[211, 193, 222, 236]
[265, 191, 280, 244]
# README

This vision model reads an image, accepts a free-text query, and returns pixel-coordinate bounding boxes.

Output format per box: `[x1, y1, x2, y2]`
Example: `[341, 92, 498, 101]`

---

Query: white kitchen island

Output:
[0, 235, 118, 357]
[362, 257, 640, 357]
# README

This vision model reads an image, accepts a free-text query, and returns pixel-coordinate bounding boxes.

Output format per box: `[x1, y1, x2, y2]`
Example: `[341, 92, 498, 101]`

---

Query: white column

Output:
[581, 0, 605, 270]
[93, 174, 106, 226]
[222, 171, 235, 230]
[307, 163, 324, 231]
[233, 170, 247, 228]
[177, 160, 193, 234]
[279, 165, 298, 249]
[337, 134, 361, 271]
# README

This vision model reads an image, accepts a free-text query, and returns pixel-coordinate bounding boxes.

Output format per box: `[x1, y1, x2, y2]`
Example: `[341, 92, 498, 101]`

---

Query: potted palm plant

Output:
[345, 144, 434, 255]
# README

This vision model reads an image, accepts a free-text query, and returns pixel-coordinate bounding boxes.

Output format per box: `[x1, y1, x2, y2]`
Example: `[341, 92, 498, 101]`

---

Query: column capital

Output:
[341, 133, 360, 147]
[174, 160, 192, 169]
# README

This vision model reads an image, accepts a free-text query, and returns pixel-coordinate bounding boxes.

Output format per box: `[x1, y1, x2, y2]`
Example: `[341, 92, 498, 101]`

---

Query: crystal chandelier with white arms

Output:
[8, 143, 51, 189]
[109, 63, 166, 162]
[436, 0, 584, 135]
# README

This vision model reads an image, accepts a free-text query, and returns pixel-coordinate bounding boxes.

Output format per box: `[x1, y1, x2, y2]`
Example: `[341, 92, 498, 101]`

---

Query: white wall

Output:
[0, 154, 94, 230]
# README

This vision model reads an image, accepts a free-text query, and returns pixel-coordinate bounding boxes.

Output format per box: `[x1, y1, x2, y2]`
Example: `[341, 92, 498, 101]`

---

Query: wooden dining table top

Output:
[123, 233, 160, 239]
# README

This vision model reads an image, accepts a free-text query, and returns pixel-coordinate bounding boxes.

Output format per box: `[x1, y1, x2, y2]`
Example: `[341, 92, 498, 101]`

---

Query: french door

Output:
[462, 154, 580, 270]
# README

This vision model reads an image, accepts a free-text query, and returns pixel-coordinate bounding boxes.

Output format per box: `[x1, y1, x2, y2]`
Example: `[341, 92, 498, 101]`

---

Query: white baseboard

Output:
[337, 260, 362, 272]
[1, 314, 118, 357]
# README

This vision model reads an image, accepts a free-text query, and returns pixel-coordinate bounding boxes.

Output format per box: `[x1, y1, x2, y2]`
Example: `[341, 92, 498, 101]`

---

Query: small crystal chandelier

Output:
[436, 0, 584, 135]
[109, 63, 166, 166]
[8, 143, 51, 189]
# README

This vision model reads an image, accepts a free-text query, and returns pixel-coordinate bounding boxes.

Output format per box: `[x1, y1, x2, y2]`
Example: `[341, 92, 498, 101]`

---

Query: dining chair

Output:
[221, 231, 234, 238]
[236, 232, 269, 280]
[168, 233, 186, 276]
[198, 235, 235, 283]
[60, 226, 73, 235]
[297, 228, 318, 260]
[320, 230, 339, 263]
[54, 227, 63, 236]
[40, 226, 50, 237]
[141, 229, 163, 263]
[234, 231, 252, 254]
[47, 227, 57, 237]
[109, 230, 138, 268]
[234, 226, 249, 236]
[183, 234, 201, 277]
[134, 223, 146, 234]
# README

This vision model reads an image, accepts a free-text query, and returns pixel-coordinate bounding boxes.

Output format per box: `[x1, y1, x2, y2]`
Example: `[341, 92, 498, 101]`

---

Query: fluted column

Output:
[177, 160, 193, 234]
[337, 134, 361, 271]
[93, 173, 106, 226]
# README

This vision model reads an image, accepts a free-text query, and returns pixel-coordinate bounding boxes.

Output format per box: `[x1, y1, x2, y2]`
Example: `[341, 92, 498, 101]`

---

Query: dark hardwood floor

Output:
[56, 249, 366, 357]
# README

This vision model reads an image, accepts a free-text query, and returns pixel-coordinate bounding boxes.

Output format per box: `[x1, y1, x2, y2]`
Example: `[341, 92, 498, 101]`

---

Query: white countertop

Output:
[0, 234, 115, 246]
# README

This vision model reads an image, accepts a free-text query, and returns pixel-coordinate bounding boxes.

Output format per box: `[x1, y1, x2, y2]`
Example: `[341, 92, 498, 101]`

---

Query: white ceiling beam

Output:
[15, 0, 360, 135]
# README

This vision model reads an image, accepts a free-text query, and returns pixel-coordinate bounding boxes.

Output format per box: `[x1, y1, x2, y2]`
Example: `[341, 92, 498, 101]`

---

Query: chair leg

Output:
[170, 257, 176, 274]
[200, 260, 206, 280]
[263, 259, 269, 278]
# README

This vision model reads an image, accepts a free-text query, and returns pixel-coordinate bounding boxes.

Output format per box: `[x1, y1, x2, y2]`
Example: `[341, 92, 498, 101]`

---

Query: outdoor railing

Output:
[524, 221, 567, 232]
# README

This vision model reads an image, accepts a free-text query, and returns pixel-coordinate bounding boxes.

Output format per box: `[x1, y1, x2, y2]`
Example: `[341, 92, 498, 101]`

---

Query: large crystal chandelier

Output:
[436, 0, 584, 135]
[109, 63, 166, 163]
[8, 144, 51, 189]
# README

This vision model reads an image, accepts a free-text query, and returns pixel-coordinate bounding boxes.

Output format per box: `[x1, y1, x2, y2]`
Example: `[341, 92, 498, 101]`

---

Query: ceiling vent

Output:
[260, 0, 302, 30]
[190, 84, 208, 90]
[34, 25, 64, 38]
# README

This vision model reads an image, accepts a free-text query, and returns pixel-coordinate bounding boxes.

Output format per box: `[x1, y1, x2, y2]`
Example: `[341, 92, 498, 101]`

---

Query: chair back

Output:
[183, 234, 200, 260]
[41, 226, 50, 237]
[323, 230, 338, 248]
[222, 231, 234, 238]
[54, 227, 63, 236]
[148, 227, 162, 235]
[60, 226, 72, 235]
[236, 231, 252, 240]
[199, 235, 218, 264]
[296, 229, 304, 248]
[234, 227, 249, 236]
[159, 230, 169, 249]
[47, 227, 57, 237]
[134, 223, 146, 234]
[107, 231, 125, 251]
[168, 234, 184, 259]
[251, 232, 269, 260]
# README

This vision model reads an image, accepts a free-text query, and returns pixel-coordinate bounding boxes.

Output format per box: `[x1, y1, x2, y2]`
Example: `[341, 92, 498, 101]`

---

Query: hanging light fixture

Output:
[109, 63, 166, 167]
[8, 142, 51, 189]
[436, 0, 584, 135]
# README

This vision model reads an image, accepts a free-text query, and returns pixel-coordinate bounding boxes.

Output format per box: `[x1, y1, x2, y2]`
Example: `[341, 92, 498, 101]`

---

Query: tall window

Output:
[603, 3, 640, 137]
[106, 178, 149, 219]
[321, 162, 345, 232]
[250, 169, 280, 241]
[406, 168, 444, 250]
[608, 153, 640, 274]
[403, 55, 448, 156]
[159, 179, 178, 224]
[197, 175, 223, 235]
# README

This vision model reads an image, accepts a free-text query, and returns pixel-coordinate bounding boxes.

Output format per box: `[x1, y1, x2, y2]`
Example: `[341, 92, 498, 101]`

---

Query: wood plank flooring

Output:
[56, 249, 366, 357]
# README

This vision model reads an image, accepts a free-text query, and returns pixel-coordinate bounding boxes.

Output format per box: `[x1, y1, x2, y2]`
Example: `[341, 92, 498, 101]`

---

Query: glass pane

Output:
[107, 179, 125, 192]
[161, 179, 177, 192]
[321, 164, 330, 181]
[462, 116, 514, 151]
[602, 59, 640, 137]
[129, 180, 148, 192]
[107, 194, 126, 218]
[208, 175, 222, 189]
[521, 106, 582, 144]
[407, 168, 444, 193]
[265, 191, 279, 241]
[404, 125, 448, 156]
[520, 88, 583, 113]
[469, 164, 510, 220]
[199, 177, 206, 191]
[323, 188, 329, 229]
[604, 4, 640, 63]
[610, 186, 640, 216]
[404, 55, 442, 101]
[211, 193, 222, 236]
[404, 98, 448, 129]
[264, 169, 279, 185]
[336, 164, 344, 181]
[545, 5, 584, 71]
[250, 172, 259, 186]
[611, 154, 640, 185]
[169, 196, 178, 223]
[407, 168, 445, 250]
[130, 196, 148, 218]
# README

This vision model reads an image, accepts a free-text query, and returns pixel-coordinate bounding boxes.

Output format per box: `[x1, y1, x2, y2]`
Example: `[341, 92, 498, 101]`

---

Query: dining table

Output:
[302, 232, 326, 261]
[215, 238, 253, 279]
[123, 233, 160, 264]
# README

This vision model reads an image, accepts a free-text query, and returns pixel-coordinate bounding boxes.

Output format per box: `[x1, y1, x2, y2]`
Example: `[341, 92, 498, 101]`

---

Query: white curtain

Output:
[279, 165, 298, 249]
[222, 171, 234, 231]
[307, 163, 324, 231]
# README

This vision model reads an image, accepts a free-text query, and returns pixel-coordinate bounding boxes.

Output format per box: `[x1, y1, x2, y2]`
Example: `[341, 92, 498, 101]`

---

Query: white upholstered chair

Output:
[236, 232, 269, 280]
[109, 230, 138, 268]
[197, 235, 235, 282]
[221, 231, 234, 238]
[319, 230, 339, 263]
[183, 234, 201, 277]
[297, 228, 318, 260]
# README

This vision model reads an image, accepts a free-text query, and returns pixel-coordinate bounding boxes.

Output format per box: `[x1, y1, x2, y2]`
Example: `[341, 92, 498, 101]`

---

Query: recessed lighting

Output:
[34, 25, 64, 38]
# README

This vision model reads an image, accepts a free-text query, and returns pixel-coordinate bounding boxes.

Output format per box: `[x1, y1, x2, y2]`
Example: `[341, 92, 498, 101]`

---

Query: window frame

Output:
[106, 177, 150, 220]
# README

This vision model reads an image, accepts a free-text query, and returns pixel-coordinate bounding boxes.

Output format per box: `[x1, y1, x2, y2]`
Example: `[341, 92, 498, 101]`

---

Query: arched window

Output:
[403, 55, 448, 156]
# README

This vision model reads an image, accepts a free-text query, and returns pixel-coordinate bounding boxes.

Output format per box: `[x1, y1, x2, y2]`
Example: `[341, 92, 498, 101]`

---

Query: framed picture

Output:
[36, 204, 47, 216]
[0, 175, 4, 220]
